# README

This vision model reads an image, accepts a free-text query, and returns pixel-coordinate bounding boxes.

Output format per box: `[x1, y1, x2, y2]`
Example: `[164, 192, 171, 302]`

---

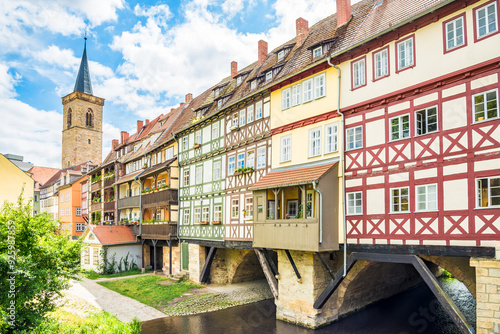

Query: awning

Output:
[249, 162, 337, 191]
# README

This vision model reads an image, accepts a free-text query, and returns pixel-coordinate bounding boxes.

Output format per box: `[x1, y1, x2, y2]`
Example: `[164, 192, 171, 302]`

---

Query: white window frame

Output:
[194, 208, 201, 224]
[217, 100, 223, 109]
[165, 147, 174, 160]
[194, 130, 202, 145]
[277, 50, 285, 61]
[302, 79, 313, 103]
[214, 205, 222, 222]
[374, 48, 389, 79]
[445, 16, 465, 50]
[183, 209, 190, 225]
[232, 199, 239, 218]
[239, 109, 246, 126]
[237, 153, 245, 170]
[213, 161, 221, 180]
[247, 150, 255, 169]
[325, 123, 338, 154]
[476, 1, 498, 39]
[232, 113, 239, 127]
[266, 71, 272, 81]
[391, 187, 410, 213]
[313, 46, 322, 58]
[286, 200, 298, 218]
[182, 136, 189, 151]
[251, 80, 257, 90]
[282, 88, 291, 110]
[347, 192, 363, 215]
[236, 76, 242, 85]
[183, 169, 190, 187]
[247, 105, 254, 123]
[292, 84, 301, 106]
[352, 58, 366, 88]
[416, 106, 438, 135]
[228, 156, 235, 175]
[280, 135, 291, 163]
[195, 166, 203, 184]
[202, 207, 209, 223]
[308, 127, 321, 157]
[255, 101, 263, 119]
[473, 89, 498, 122]
[76, 207, 82, 216]
[245, 198, 253, 218]
[390, 114, 411, 141]
[257, 147, 266, 169]
[212, 122, 220, 139]
[346, 126, 363, 150]
[477, 177, 500, 208]
[314, 73, 326, 99]
[396, 37, 414, 71]
[416, 184, 438, 212]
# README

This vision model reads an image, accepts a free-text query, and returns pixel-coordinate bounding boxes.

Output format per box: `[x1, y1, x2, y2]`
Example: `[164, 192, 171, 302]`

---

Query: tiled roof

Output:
[28, 166, 60, 191]
[40, 161, 91, 189]
[249, 162, 338, 190]
[115, 170, 143, 185]
[89, 225, 138, 245]
[140, 158, 176, 178]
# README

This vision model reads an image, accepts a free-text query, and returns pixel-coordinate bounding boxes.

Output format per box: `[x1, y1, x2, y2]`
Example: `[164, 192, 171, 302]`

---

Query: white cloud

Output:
[102, 122, 121, 157]
[134, 4, 173, 28]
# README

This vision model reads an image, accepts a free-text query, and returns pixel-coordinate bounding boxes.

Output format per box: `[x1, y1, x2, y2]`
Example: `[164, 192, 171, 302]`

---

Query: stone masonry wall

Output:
[209, 248, 265, 284]
[143, 244, 150, 269]
[188, 244, 205, 284]
[162, 244, 180, 275]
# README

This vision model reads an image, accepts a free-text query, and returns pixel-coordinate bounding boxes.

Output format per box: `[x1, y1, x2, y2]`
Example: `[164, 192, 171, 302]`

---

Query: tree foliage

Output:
[0, 196, 82, 332]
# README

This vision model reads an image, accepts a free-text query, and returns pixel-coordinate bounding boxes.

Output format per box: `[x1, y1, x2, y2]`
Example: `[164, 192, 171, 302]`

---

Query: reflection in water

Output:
[142, 278, 475, 334]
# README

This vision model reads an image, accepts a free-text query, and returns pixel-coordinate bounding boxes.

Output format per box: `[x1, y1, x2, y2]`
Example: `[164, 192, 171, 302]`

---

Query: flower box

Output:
[200, 221, 209, 225]
[193, 144, 201, 149]
[212, 221, 222, 225]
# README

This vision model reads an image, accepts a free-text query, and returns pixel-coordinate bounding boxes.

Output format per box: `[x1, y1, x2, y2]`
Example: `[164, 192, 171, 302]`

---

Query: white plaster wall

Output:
[443, 179, 468, 210]
[367, 188, 385, 215]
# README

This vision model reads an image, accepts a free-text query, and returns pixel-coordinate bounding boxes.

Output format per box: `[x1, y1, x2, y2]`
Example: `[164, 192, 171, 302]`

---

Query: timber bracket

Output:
[285, 250, 302, 283]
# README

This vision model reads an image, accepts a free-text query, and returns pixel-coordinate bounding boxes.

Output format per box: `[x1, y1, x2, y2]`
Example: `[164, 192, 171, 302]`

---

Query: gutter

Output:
[312, 181, 323, 244]
[327, 55, 347, 277]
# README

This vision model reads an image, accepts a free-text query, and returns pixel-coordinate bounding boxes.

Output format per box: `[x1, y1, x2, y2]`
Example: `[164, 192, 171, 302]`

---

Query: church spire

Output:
[73, 36, 93, 95]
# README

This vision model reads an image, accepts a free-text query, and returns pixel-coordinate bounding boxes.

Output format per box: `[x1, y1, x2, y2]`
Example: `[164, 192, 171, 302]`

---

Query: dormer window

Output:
[266, 71, 272, 81]
[251, 80, 257, 90]
[217, 100, 223, 109]
[277, 50, 285, 61]
[215, 88, 220, 98]
[236, 76, 242, 85]
[313, 46, 322, 58]
[196, 111, 202, 118]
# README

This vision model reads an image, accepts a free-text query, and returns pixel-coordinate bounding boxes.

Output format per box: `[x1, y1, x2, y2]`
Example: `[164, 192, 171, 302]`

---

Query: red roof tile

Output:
[249, 162, 338, 190]
[89, 225, 137, 245]
[28, 166, 60, 191]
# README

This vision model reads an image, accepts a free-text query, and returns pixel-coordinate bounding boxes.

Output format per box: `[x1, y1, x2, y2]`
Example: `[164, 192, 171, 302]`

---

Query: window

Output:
[239, 110, 246, 126]
[373, 48, 389, 80]
[76, 223, 85, 232]
[292, 84, 301, 106]
[257, 147, 266, 168]
[416, 107, 438, 135]
[66, 207, 70, 216]
[86, 109, 93, 127]
[67, 109, 72, 128]
[416, 184, 437, 211]
[346, 126, 363, 150]
[313, 46, 322, 58]
[347, 192, 362, 215]
[287, 200, 298, 218]
[182, 136, 189, 151]
[325, 123, 338, 153]
[65, 193, 70, 202]
[302, 79, 313, 102]
[237, 153, 245, 169]
[232, 113, 239, 127]
[60, 208, 64, 217]
[183, 209, 190, 225]
[477, 177, 500, 207]
[228, 156, 235, 175]
[76, 207, 82, 216]
[282, 88, 291, 110]
[245, 198, 253, 218]
[247, 150, 255, 169]
[213, 161, 221, 180]
[217, 100, 223, 109]
[390, 114, 410, 140]
[194, 208, 201, 224]
[306, 191, 314, 218]
[247, 105, 254, 123]
[473, 89, 498, 122]
[251, 80, 257, 90]
[475, 1, 498, 39]
[183, 170, 190, 186]
[278, 50, 285, 61]
[157, 151, 162, 163]
[352, 58, 366, 89]
[266, 71, 272, 81]
[281, 135, 291, 162]
[34, 195, 38, 202]
[202, 207, 209, 223]
[236, 76, 242, 85]
[255, 101, 263, 119]
[232, 199, 239, 218]
[152, 155, 156, 166]
[194, 130, 202, 145]
[165, 147, 174, 160]
[309, 128, 321, 157]
[195, 166, 203, 184]
[396, 37, 414, 72]
[391, 187, 409, 212]
[214, 205, 222, 222]
[445, 16, 465, 51]
[314, 73, 326, 98]
[212, 122, 220, 139]
[214, 88, 220, 97]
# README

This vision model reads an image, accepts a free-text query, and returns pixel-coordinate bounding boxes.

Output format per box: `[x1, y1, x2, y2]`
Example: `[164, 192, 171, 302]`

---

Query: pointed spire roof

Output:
[73, 38, 93, 95]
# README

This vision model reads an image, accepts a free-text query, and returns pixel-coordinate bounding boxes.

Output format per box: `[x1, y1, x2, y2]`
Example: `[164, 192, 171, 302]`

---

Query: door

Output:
[182, 242, 189, 270]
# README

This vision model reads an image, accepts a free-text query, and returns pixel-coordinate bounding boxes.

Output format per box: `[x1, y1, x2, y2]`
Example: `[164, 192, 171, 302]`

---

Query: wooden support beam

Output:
[313, 252, 474, 334]
[152, 239, 158, 272]
[284, 250, 302, 283]
[254, 249, 279, 299]
[263, 248, 279, 277]
[141, 239, 146, 269]
[315, 252, 335, 280]
[168, 240, 172, 276]
[199, 247, 217, 283]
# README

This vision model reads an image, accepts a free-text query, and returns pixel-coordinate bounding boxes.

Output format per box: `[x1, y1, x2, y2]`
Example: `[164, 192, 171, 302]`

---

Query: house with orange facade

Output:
[58, 169, 86, 239]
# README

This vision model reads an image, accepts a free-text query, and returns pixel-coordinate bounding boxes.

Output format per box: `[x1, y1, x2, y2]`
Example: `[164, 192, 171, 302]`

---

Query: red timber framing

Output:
[344, 60, 500, 247]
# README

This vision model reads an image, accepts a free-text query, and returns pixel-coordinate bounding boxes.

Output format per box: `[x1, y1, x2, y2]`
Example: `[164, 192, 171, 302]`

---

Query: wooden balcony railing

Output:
[91, 181, 101, 192]
[140, 223, 177, 240]
[103, 200, 115, 211]
[90, 202, 102, 212]
[117, 196, 140, 209]
[142, 189, 178, 208]
[103, 177, 114, 188]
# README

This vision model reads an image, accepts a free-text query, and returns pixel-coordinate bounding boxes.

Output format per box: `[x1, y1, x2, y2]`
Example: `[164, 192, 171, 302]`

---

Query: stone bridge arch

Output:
[209, 248, 266, 284]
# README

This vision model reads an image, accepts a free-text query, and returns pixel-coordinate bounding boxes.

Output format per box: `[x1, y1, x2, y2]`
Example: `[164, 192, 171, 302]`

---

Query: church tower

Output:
[61, 38, 104, 168]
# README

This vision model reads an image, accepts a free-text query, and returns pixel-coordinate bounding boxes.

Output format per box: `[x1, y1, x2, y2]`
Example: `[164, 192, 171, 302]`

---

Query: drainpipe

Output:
[327, 55, 347, 277]
[312, 181, 323, 244]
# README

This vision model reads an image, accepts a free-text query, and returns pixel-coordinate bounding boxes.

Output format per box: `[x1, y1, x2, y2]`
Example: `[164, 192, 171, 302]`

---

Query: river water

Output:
[141, 277, 475, 334]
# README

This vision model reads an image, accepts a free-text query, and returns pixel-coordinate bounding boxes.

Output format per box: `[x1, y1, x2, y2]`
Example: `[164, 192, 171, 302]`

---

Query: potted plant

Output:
[142, 163, 148, 169]
[212, 221, 221, 225]
[193, 143, 201, 149]
[200, 221, 209, 225]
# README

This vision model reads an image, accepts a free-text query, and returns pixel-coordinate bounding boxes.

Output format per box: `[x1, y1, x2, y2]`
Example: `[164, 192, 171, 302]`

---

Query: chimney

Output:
[120, 131, 129, 144]
[258, 40, 268, 66]
[171, 108, 175, 112]
[337, 0, 352, 27]
[231, 61, 238, 79]
[112, 139, 119, 150]
[137, 120, 143, 134]
[145, 119, 149, 125]
[185, 93, 193, 103]
[296, 18, 309, 47]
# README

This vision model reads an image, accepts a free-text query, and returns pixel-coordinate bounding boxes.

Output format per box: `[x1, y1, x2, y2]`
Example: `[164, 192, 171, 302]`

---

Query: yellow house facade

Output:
[0, 154, 34, 207]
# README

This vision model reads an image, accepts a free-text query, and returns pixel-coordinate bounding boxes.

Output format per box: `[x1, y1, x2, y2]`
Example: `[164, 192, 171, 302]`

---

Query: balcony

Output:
[140, 223, 177, 240]
[142, 189, 178, 209]
[90, 202, 102, 212]
[104, 200, 115, 211]
[253, 219, 321, 252]
[117, 195, 140, 209]
[91, 181, 101, 192]
[104, 177, 114, 188]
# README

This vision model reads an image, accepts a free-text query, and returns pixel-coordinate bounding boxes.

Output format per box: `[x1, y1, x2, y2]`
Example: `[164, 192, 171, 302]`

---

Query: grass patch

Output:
[98, 275, 203, 309]
[81, 267, 148, 280]
[17, 309, 141, 334]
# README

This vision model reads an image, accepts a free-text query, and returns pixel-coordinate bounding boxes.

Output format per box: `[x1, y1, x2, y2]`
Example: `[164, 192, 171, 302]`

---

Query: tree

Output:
[0, 196, 82, 332]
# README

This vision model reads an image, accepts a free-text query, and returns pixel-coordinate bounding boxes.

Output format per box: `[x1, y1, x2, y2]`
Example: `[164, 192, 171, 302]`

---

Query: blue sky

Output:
[0, 0, 345, 168]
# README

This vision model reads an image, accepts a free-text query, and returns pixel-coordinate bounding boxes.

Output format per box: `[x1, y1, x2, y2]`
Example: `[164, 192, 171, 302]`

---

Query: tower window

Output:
[67, 108, 72, 128]
[86, 109, 94, 128]
[88, 139, 91, 144]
